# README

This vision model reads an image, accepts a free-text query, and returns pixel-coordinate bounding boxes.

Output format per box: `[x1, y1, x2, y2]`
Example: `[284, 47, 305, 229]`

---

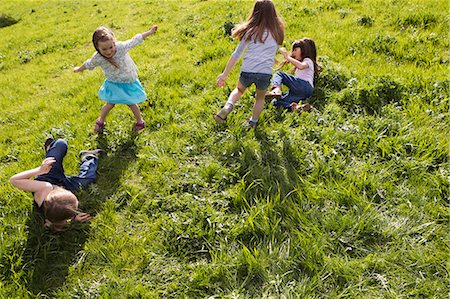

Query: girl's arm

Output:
[73, 64, 87, 73]
[141, 25, 158, 40]
[280, 48, 309, 70]
[216, 57, 237, 88]
[216, 38, 249, 88]
[10, 157, 56, 205]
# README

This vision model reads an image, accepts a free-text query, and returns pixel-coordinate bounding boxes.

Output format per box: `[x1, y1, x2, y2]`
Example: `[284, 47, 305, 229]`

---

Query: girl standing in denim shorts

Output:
[214, 0, 284, 129]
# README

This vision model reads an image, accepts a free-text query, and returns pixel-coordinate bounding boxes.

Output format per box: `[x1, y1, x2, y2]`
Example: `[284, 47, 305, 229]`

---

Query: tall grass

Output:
[0, 0, 448, 298]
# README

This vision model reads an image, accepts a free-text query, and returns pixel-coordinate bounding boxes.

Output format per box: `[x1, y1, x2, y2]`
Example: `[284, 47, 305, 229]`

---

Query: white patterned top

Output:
[84, 34, 144, 83]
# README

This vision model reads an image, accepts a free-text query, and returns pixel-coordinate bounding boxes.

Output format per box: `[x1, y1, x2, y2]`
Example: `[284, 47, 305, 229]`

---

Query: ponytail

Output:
[43, 188, 80, 232]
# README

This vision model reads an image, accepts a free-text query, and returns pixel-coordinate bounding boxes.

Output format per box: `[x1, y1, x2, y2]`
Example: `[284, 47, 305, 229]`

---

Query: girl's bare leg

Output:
[98, 103, 115, 123]
[214, 82, 247, 123]
[251, 88, 267, 120]
[228, 81, 247, 105]
[128, 104, 144, 123]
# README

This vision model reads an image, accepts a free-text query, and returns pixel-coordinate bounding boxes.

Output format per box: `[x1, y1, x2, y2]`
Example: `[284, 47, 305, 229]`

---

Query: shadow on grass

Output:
[218, 129, 304, 294]
[21, 134, 138, 296]
[214, 126, 303, 210]
[253, 129, 302, 199]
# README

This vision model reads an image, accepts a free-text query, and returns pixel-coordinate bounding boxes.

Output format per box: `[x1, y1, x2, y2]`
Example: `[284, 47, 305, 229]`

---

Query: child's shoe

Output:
[134, 120, 146, 132]
[213, 106, 232, 124]
[265, 90, 282, 101]
[244, 118, 257, 130]
[290, 102, 311, 113]
[94, 119, 105, 133]
[79, 149, 106, 159]
[44, 138, 54, 152]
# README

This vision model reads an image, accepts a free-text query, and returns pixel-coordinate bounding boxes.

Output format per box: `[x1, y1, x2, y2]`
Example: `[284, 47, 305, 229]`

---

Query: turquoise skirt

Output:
[98, 79, 146, 104]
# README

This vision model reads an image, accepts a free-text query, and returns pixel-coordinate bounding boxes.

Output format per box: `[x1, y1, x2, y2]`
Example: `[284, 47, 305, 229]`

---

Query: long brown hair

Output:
[232, 0, 284, 45]
[43, 188, 79, 232]
[280, 38, 320, 77]
[92, 26, 119, 68]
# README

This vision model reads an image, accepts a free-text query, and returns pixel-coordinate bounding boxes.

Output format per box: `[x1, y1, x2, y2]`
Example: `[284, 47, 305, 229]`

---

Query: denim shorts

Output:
[239, 72, 272, 90]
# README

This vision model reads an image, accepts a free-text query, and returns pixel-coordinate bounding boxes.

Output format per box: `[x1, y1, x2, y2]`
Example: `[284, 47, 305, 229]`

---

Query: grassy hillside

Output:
[0, 0, 448, 298]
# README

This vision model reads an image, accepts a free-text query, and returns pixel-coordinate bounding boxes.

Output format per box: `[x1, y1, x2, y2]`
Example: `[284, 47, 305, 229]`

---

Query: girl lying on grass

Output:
[265, 38, 319, 113]
[10, 138, 105, 231]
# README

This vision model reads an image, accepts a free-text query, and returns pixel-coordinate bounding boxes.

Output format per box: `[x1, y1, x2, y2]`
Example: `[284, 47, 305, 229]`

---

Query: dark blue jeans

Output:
[271, 71, 313, 108]
[36, 139, 98, 192]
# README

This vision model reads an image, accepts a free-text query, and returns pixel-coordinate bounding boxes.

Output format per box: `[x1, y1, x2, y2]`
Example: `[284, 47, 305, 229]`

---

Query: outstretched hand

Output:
[39, 157, 56, 175]
[73, 213, 92, 223]
[279, 47, 290, 59]
[73, 64, 86, 73]
[149, 25, 158, 34]
[142, 25, 158, 39]
[216, 73, 227, 88]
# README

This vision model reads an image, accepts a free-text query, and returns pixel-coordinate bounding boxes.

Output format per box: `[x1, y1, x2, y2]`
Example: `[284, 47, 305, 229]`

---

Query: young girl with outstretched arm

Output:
[214, 0, 284, 129]
[10, 138, 105, 231]
[266, 38, 319, 112]
[74, 25, 158, 133]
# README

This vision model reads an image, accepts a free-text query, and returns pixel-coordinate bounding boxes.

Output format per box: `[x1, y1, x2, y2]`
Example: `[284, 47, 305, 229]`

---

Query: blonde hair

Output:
[92, 26, 119, 68]
[232, 0, 284, 45]
[43, 188, 79, 232]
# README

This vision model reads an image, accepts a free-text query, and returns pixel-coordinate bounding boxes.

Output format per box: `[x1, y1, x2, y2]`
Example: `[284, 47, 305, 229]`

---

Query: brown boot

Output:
[79, 149, 106, 159]
[291, 103, 311, 113]
[213, 105, 233, 124]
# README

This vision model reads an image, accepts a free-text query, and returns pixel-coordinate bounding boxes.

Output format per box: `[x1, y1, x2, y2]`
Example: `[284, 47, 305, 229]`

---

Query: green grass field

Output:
[0, 0, 448, 298]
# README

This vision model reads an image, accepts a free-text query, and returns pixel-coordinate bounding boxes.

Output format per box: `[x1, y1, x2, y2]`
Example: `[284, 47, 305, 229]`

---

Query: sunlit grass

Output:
[0, 0, 448, 298]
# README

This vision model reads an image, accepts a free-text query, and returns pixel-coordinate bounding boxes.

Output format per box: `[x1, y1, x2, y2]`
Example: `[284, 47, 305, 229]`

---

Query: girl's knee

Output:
[236, 86, 246, 95]
[48, 139, 68, 157]
[54, 139, 68, 150]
